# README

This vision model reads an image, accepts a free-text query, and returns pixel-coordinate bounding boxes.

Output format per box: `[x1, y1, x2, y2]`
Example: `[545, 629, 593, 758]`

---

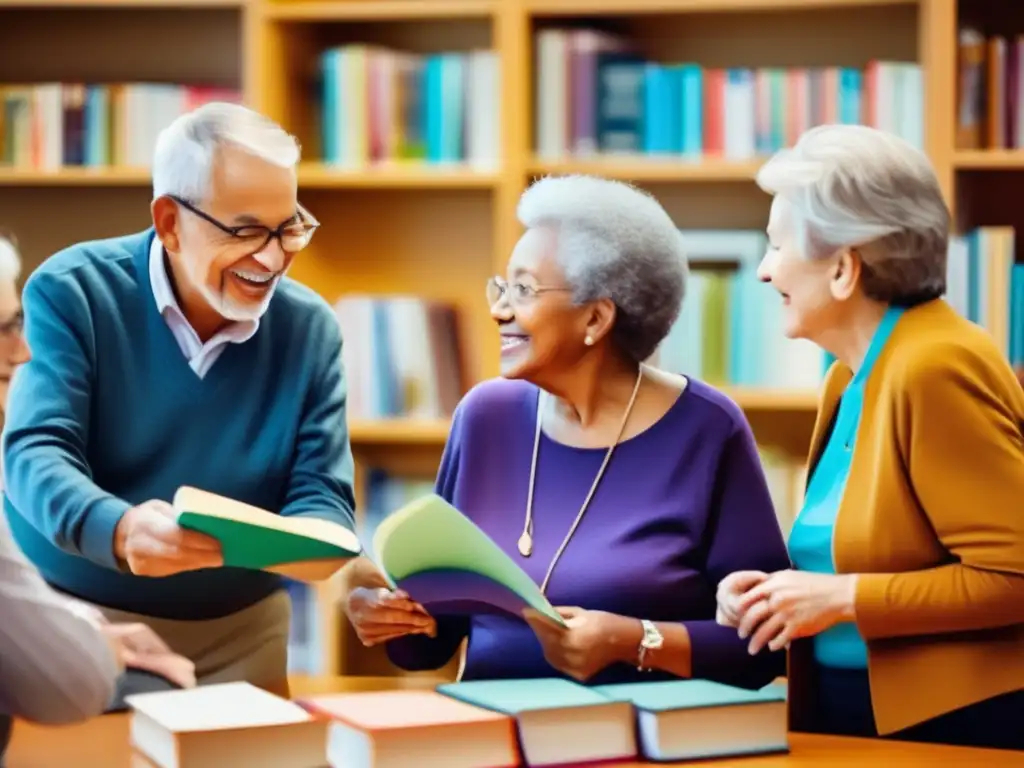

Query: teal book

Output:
[437, 678, 636, 766]
[594, 679, 788, 762]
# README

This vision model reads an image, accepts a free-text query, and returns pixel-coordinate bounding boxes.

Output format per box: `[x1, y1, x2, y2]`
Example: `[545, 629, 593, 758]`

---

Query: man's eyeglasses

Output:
[486, 276, 572, 306]
[170, 196, 320, 254]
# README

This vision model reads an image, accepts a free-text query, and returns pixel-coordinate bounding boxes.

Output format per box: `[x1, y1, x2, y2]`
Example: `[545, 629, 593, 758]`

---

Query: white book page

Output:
[126, 682, 313, 733]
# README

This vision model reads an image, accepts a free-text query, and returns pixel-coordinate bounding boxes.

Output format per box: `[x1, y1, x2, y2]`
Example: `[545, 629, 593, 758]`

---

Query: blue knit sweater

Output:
[2, 229, 356, 619]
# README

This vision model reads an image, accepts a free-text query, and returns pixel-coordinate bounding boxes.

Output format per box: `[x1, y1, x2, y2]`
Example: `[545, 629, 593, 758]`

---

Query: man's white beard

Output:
[187, 260, 277, 322]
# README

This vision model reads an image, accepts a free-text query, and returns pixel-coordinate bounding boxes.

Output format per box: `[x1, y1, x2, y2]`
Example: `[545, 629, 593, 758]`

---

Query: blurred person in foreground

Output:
[716, 124, 1024, 750]
[340, 175, 791, 688]
[0, 233, 193, 762]
[1, 102, 356, 692]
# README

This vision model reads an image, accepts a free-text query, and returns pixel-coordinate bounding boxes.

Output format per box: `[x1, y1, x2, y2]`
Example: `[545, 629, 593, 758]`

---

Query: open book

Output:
[371, 494, 565, 626]
[174, 486, 361, 582]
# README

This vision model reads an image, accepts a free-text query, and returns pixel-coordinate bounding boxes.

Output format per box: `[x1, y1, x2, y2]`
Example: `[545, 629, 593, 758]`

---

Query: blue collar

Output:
[851, 305, 904, 386]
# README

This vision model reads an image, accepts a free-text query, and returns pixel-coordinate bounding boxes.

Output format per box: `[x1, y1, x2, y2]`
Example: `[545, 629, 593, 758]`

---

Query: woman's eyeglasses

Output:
[486, 276, 572, 306]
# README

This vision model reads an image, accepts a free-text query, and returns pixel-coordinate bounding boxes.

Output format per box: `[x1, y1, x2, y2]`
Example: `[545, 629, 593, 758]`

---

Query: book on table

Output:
[125, 682, 328, 768]
[437, 677, 637, 766]
[298, 689, 518, 768]
[593, 679, 789, 761]
[369, 493, 565, 626]
[173, 485, 361, 582]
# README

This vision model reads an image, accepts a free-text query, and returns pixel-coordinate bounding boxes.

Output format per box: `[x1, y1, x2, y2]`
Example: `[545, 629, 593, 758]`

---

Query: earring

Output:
[584, 336, 593, 346]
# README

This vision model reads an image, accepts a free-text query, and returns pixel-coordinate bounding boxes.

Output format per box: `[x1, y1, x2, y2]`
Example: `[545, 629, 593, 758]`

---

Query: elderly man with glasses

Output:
[2, 102, 357, 691]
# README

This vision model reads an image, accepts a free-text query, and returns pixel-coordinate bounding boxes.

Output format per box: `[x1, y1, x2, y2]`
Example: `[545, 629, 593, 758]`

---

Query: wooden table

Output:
[7, 676, 1024, 767]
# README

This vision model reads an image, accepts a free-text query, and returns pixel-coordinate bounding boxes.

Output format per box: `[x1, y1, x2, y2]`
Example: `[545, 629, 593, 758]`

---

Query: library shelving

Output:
[1, 0, 1020, 680]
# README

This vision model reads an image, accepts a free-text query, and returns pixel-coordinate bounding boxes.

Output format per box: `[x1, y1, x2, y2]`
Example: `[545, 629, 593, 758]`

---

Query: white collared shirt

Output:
[148, 236, 259, 379]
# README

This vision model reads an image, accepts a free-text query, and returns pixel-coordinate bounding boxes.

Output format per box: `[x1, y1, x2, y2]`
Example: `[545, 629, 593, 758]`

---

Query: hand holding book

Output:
[174, 486, 361, 582]
[347, 587, 437, 646]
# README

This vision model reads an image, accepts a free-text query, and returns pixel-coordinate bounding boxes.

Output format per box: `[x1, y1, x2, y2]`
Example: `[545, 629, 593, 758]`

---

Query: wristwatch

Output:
[637, 619, 663, 671]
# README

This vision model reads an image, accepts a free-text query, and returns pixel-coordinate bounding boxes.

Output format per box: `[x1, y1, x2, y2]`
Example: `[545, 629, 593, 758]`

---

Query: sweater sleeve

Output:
[385, 402, 470, 672]
[278, 310, 357, 531]
[2, 270, 131, 571]
[855, 345, 1024, 639]
[684, 418, 791, 689]
[0, 512, 122, 724]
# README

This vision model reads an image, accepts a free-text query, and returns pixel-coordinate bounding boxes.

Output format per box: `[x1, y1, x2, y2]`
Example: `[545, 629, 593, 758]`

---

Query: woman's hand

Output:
[346, 587, 437, 647]
[523, 607, 641, 682]
[715, 570, 769, 628]
[734, 570, 857, 654]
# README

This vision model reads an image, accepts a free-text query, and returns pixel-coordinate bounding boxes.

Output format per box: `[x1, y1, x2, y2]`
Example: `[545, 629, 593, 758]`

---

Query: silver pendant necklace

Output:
[518, 366, 645, 594]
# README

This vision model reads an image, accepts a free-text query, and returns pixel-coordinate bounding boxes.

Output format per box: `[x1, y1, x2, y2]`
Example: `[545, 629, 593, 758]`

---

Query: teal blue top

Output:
[787, 306, 904, 669]
[3, 229, 357, 620]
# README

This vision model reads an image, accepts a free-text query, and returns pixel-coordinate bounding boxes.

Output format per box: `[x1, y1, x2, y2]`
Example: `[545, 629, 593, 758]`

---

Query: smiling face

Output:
[492, 227, 591, 382]
[757, 195, 849, 340]
[157, 144, 301, 327]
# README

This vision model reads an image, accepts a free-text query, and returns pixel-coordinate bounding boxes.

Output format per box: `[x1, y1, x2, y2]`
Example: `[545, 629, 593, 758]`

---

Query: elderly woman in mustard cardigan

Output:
[717, 124, 1024, 750]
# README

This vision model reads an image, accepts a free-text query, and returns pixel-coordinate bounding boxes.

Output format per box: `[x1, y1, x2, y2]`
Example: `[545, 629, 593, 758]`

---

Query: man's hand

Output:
[101, 623, 196, 689]
[114, 500, 223, 577]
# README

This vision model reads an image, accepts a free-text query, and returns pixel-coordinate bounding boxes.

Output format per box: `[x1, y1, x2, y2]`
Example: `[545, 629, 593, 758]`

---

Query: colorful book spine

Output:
[0, 83, 242, 169]
[318, 45, 499, 169]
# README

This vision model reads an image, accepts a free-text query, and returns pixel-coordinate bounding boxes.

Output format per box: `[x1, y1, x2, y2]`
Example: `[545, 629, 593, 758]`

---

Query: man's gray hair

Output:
[151, 101, 301, 203]
[0, 234, 22, 283]
[517, 175, 687, 362]
[756, 124, 949, 305]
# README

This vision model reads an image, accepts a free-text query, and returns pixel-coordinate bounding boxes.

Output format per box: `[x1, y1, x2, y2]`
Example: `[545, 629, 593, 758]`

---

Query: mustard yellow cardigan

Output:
[788, 299, 1024, 736]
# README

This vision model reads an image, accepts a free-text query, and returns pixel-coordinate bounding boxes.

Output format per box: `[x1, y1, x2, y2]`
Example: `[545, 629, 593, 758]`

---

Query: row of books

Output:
[0, 83, 241, 170]
[333, 295, 465, 421]
[947, 226, 1024, 368]
[652, 230, 825, 390]
[956, 29, 1024, 151]
[127, 676, 787, 768]
[648, 226, 1022, 389]
[535, 28, 923, 160]
[319, 45, 500, 169]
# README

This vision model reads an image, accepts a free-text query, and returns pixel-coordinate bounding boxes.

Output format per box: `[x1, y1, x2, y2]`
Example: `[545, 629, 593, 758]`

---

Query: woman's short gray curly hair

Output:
[756, 124, 950, 306]
[517, 175, 687, 362]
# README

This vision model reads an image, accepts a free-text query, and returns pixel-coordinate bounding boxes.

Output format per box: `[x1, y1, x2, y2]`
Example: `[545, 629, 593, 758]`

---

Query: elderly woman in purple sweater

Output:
[341, 175, 790, 688]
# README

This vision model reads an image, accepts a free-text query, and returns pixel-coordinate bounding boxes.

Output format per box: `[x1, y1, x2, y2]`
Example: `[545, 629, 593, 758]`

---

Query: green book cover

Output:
[371, 494, 565, 626]
[174, 486, 361, 571]
[437, 678, 610, 715]
[593, 679, 787, 712]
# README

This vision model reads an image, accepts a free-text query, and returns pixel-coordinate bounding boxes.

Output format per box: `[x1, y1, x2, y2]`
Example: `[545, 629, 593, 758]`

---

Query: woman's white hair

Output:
[756, 124, 949, 305]
[517, 175, 687, 362]
[151, 101, 301, 203]
[0, 234, 22, 283]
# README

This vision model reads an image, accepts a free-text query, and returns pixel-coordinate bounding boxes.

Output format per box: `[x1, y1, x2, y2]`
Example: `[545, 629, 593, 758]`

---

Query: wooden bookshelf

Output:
[3, 0, 1020, 679]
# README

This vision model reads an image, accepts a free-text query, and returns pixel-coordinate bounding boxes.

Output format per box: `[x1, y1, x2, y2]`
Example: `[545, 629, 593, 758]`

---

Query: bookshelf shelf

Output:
[263, 0, 495, 21]
[723, 388, 819, 410]
[953, 150, 1024, 171]
[523, 0, 916, 15]
[528, 158, 765, 183]
[349, 419, 452, 446]
[0, 168, 151, 186]
[297, 163, 499, 189]
[0, 0, 240, 6]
